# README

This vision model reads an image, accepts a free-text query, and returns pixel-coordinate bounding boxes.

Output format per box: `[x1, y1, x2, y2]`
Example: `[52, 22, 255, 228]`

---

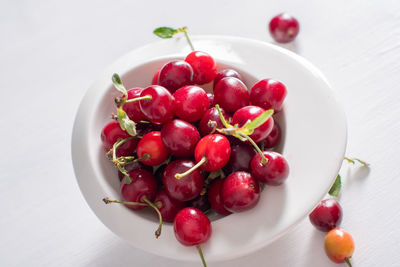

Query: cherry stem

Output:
[125, 95, 152, 103]
[215, 104, 231, 128]
[208, 120, 218, 135]
[196, 245, 207, 267]
[175, 156, 207, 179]
[178, 26, 195, 51]
[344, 257, 352, 267]
[142, 196, 163, 238]
[238, 133, 268, 165]
[102, 197, 148, 207]
[344, 156, 369, 166]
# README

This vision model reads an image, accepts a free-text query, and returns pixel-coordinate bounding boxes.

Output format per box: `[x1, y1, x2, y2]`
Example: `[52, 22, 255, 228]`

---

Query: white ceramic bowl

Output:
[71, 36, 347, 262]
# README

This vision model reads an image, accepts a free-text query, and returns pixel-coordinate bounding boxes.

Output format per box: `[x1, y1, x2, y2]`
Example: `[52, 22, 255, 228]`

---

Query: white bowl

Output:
[71, 36, 347, 262]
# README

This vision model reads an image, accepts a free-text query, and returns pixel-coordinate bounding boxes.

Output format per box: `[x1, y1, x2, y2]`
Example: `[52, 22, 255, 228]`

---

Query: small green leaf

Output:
[153, 27, 178, 38]
[117, 108, 137, 136]
[328, 175, 341, 197]
[124, 175, 132, 184]
[112, 73, 128, 98]
[245, 109, 274, 132]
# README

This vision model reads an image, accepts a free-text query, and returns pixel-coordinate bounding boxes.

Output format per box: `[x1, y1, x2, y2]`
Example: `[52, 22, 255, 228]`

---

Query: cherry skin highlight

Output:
[208, 179, 232, 215]
[158, 60, 193, 93]
[173, 85, 209, 122]
[214, 77, 250, 113]
[100, 120, 138, 157]
[136, 131, 168, 166]
[139, 85, 175, 125]
[154, 189, 185, 222]
[250, 79, 287, 112]
[185, 51, 217, 85]
[269, 13, 300, 43]
[250, 151, 289, 185]
[309, 199, 343, 232]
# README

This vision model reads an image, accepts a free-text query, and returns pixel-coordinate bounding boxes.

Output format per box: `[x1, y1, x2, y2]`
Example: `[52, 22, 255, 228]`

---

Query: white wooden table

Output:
[1, 0, 399, 266]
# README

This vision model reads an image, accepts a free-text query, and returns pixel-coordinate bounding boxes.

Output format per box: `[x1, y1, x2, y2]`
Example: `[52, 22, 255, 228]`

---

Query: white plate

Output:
[71, 35, 347, 262]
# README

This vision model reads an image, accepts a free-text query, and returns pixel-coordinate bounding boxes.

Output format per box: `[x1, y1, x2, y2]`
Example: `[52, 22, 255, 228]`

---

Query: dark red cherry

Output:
[185, 51, 217, 85]
[154, 189, 185, 222]
[158, 60, 193, 93]
[309, 199, 343, 232]
[269, 13, 300, 43]
[154, 164, 167, 188]
[100, 120, 138, 157]
[208, 179, 232, 216]
[135, 122, 162, 137]
[232, 105, 274, 143]
[136, 131, 168, 166]
[187, 193, 211, 213]
[221, 171, 260, 212]
[214, 77, 250, 113]
[152, 71, 159, 85]
[174, 207, 212, 246]
[199, 107, 231, 136]
[163, 159, 205, 202]
[250, 151, 289, 185]
[207, 93, 215, 109]
[264, 122, 281, 148]
[173, 86, 209, 122]
[120, 169, 157, 210]
[194, 134, 231, 172]
[139, 85, 174, 125]
[213, 69, 242, 89]
[250, 79, 287, 112]
[123, 88, 146, 122]
[224, 143, 256, 173]
[161, 119, 200, 157]
[118, 161, 152, 181]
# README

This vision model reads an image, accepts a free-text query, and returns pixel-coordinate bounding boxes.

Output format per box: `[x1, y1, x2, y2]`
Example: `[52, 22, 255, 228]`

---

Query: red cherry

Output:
[194, 134, 231, 172]
[163, 159, 205, 201]
[100, 120, 138, 157]
[269, 13, 300, 43]
[250, 79, 287, 112]
[213, 69, 242, 89]
[185, 51, 217, 85]
[158, 60, 193, 93]
[161, 119, 200, 157]
[152, 71, 159, 85]
[208, 179, 232, 216]
[309, 199, 343, 232]
[206, 93, 214, 109]
[199, 107, 231, 136]
[136, 131, 168, 166]
[173, 86, 209, 122]
[224, 143, 256, 173]
[264, 122, 281, 148]
[214, 77, 250, 113]
[154, 189, 185, 222]
[232, 105, 274, 143]
[123, 88, 147, 122]
[117, 161, 152, 181]
[174, 207, 212, 246]
[139, 85, 175, 125]
[221, 171, 260, 212]
[250, 151, 289, 185]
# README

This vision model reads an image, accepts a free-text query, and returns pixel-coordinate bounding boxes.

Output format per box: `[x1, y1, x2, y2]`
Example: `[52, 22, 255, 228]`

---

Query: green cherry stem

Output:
[344, 257, 352, 267]
[215, 104, 231, 128]
[175, 156, 207, 179]
[196, 245, 207, 267]
[179, 26, 195, 51]
[125, 95, 152, 103]
[344, 157, 369, 166]
[238, 133, 268, 165]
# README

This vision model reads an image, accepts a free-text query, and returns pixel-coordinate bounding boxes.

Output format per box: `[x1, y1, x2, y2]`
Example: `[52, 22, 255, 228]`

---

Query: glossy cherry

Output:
[163, 159, 205, 201]
[269, 13, 300, 43]
[199, 107, 231, 136]
[208, 179, 231, 215]
[232, 105, 274, 143]
[158, 60, 193, 93]
[136, 131, 168, 166]
[118, 161, 152, 181]
[161, 119, 200, 157]
[185, 51, 217, 85]
[224, 143, 256, 173]
[123, 88, 147, 122]
[309, 199, 343, 232]
[250, 79, 287, 112]
[221, 171, 260, 212]
[206, 93, 214, 109]
[324, 228, 354, 266]
[173, 86, 209, 122]
[214, 77, 250, 113]
[152, 70, 159, 85]
[187, 193, 211, 213]
[139, 85, 174, 125]
[264, 122, 281, 148]
[213, 69, 242, 89]
[100, 120, 138, 157]
[154, 189, 185, 222]
[250, 151, 289, 185]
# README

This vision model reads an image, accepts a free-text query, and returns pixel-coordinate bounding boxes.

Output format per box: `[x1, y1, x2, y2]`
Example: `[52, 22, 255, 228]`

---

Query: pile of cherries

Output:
[100, 28, 289, 266]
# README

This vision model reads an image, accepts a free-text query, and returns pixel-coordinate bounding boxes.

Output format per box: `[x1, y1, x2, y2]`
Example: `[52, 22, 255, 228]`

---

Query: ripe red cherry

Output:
[152, 70, 159, 85]
[161, 119, 200, 157]
[269, 13, 300, 43]
[309, 199, 343, 232]
[207, 93, 215, 109]
[100, 120, 138, 157]
[214, 77, 250, 113]
[135, 122, 162, 137]
[123, 88, 147, 122]
[173, 86, 209, 122]
[232, 105, 274, 143]
[213, 69, 242, 89]
[139, 85, 175, 125]
[117, 161, 152, 181]
[158, 60, 193, 93]
[208, 179, 232, 216]
[185, 51, 217, 85]
[199, 107, 231, 136]
[221, 171, 260, 212]
[264, 122, 281, 148]
[163, 159, 205, 201]
[324, 228, 354, 266]
[136, 131, 168, 166]
[250, 79, 287, 112]
[154, 189, 185, 222]
[187, 193, 211, 213]
[174, 207, 212, 246]
[250, 151, 289, 185]
[120, 169, 157, 210]
[195, 134, 231, 172]
[224, 143, 256, 173]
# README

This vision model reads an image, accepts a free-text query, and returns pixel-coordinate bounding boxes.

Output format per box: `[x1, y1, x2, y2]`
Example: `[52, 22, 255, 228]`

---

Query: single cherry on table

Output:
[324, 228, 355, 267]
[309, 198, 343, 232]
[269, 13, 300, 43]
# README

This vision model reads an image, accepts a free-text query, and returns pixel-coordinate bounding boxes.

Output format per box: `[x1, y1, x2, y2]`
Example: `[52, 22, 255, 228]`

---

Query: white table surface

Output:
[1, 0, 400, 266]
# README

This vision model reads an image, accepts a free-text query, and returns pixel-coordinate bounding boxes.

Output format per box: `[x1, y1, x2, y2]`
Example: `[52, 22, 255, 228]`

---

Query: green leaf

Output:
[153, 27, 178, 38]
[117, 108, 137, 136]
[244, 109, 274, 133]
[124, 175, 132, 184]
[112, 73, 128, 99]
[328, 175, 341, 197]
